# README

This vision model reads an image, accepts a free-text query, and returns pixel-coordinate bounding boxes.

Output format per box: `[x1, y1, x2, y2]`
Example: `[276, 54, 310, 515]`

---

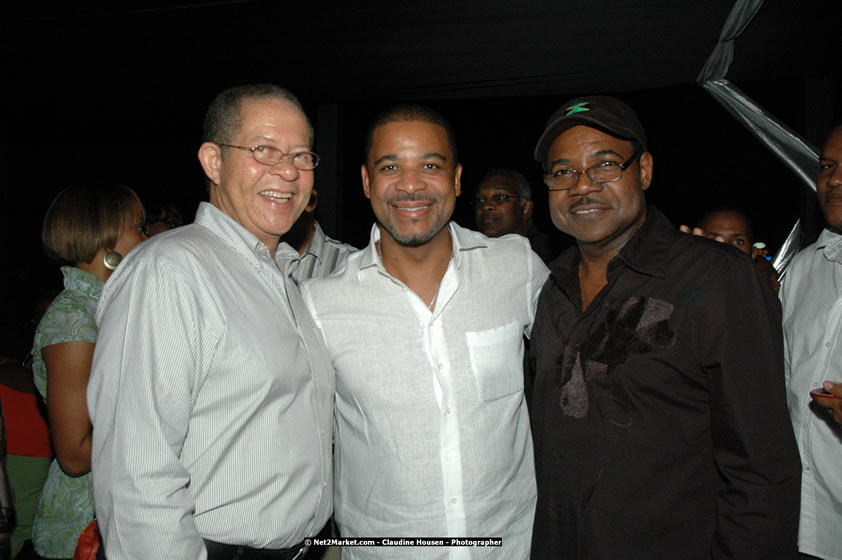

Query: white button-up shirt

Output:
[88, 203, 334, 559]
[302, 222, 549, 560]
[781, 228, 842, 560]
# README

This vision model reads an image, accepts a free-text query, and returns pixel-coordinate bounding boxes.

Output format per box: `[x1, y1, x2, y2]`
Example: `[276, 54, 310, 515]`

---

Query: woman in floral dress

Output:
[32, 184, 147, 559]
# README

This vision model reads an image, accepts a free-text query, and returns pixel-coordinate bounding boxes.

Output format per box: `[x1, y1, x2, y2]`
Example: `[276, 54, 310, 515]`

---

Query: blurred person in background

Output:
[0, 290, 56, 559]
[282, 190, 357, 285]
[694, 206, 780, 293]
[781, 123, 842, 560]
[31, 184, 146, 559]
[473, 168, 562, 264]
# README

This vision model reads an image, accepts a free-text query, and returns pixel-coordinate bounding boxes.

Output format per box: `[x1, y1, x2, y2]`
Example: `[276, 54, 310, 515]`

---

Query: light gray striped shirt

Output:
[88, 202, 334, 559]
[289, 221, 357, 285]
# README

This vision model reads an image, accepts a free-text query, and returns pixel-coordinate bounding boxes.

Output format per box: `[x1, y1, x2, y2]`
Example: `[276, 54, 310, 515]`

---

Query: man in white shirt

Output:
[302, 105, 549, 559]
[88, 84, 334, 560]
[781, 123, 842, 560]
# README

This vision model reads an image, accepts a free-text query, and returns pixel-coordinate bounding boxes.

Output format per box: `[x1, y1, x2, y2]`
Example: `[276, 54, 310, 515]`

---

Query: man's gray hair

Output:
[203, 84, 314, 148]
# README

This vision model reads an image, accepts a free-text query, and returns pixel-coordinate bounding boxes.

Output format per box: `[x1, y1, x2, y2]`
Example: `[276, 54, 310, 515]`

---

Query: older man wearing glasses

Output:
[473, 168, 561, 264]
[88, 84, 333, 560]
[528, 95, 800, 560]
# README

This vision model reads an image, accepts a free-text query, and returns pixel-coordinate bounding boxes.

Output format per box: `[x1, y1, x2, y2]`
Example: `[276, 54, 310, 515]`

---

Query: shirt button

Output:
[439, 363, 444, 369]
[826, 342, 832, 347]
[446, 408, 452, 414]
[451, 498, 458, 504]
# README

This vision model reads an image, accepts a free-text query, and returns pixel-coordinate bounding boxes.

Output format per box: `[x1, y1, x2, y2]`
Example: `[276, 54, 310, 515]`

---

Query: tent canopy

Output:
[2, 0, 833, 111]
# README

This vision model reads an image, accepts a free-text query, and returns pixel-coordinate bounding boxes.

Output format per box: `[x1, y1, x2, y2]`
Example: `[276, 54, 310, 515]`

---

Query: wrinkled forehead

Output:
[236, 96, 312, 143]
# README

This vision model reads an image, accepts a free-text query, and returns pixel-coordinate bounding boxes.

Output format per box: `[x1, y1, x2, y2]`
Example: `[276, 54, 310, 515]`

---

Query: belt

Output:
[204, 539, 308, 560]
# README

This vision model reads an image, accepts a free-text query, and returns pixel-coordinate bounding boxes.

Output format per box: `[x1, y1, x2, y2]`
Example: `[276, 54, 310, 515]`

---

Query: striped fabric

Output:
[288, 222, 356, 285]
[88, 203, 334, 559]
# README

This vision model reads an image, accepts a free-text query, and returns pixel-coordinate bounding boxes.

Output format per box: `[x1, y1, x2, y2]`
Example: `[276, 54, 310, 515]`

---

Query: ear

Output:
[361, 164, 372, 200]
[198, 142, 223, 187]
[453, 163, 463, 197]
[522, 199, 534, 221]
[306, 190, 319, 213]
[638, 152, 654, 191]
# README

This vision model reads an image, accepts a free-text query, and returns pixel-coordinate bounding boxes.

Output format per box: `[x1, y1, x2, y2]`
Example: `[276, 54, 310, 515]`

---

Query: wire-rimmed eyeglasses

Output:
[472, 194, 523, 208]
[544, 151, 639, 191]
[219, 144, 320, 171]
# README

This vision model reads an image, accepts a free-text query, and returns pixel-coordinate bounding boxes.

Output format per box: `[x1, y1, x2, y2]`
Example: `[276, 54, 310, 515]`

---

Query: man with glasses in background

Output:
[88, 84, 333, 560]
[528, 95, 801, 559]
[473, 168, 561, 264]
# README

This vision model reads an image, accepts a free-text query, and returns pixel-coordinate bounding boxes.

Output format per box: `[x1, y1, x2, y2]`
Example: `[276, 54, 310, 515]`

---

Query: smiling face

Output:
[362, 120, 462, 247]
[198, 96, 314, 255]
[546, 125, 652, 258]
[818, 125, 842, 233]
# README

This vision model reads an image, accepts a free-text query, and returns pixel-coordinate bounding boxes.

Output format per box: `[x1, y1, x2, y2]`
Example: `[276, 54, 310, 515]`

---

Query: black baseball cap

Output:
[534, 95, 647, 163]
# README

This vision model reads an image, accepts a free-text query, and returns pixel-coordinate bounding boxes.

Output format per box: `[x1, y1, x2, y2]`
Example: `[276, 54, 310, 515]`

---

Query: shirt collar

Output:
[358, 221, 487, 276]
[549, 204, 674, 282]
[300, 221, 328, 263]
[816, 228, 842, 263]
[61, 265, 104, 298]
[194, 202, 298, 268]
[614, 205, 675, 279]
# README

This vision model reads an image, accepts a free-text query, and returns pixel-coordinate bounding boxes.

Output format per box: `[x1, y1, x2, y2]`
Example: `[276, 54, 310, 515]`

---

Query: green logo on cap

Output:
[565, 102, 590, 116]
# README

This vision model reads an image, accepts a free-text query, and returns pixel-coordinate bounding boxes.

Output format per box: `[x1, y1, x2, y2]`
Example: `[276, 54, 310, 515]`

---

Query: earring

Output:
[103, 250, 123, 271]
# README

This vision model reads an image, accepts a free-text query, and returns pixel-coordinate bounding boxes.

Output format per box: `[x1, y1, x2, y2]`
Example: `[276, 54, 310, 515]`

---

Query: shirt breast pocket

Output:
[466, 321, 524, 402]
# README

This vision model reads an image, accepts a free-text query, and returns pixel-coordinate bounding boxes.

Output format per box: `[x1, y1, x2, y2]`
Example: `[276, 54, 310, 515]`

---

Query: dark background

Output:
[1, 0, 840, 354]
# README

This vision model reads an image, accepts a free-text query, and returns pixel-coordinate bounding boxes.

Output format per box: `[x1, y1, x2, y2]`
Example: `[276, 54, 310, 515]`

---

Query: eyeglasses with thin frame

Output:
[472, 193, 523, 208]
[218, 143, 320, 171]
[544, 151, 639, 191]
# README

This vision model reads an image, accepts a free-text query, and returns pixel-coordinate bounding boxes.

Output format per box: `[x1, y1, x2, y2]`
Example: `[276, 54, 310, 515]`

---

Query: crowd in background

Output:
[0, 84, 839, 560]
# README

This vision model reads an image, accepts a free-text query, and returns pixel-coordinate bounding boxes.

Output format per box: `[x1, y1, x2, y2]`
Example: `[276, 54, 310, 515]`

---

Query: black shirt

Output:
[530, 206, 800, 559]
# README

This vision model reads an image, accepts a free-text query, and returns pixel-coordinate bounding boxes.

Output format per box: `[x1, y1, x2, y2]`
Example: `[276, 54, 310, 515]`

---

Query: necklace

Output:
[427, 281, 442, 311]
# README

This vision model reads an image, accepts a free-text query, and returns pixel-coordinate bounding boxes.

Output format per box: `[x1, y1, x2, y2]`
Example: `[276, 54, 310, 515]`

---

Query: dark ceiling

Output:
[2, 0, 835, 112]
[0, 0, 840, 351]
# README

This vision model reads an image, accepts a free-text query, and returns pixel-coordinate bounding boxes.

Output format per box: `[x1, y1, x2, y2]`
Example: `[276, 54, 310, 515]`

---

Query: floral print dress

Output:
[31, 266, 102, 559]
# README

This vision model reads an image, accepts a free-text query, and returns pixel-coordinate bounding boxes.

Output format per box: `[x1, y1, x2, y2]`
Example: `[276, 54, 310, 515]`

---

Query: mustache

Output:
[389, 194, 438, 204]
[568, 196, 605, 210]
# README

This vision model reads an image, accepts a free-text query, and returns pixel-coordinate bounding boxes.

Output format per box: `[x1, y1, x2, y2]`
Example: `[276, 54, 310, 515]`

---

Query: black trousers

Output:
[95, 539, 307, 559]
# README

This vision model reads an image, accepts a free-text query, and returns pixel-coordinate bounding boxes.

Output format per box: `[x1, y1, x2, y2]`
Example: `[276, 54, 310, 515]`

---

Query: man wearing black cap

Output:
[528, 96, 801, 559]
